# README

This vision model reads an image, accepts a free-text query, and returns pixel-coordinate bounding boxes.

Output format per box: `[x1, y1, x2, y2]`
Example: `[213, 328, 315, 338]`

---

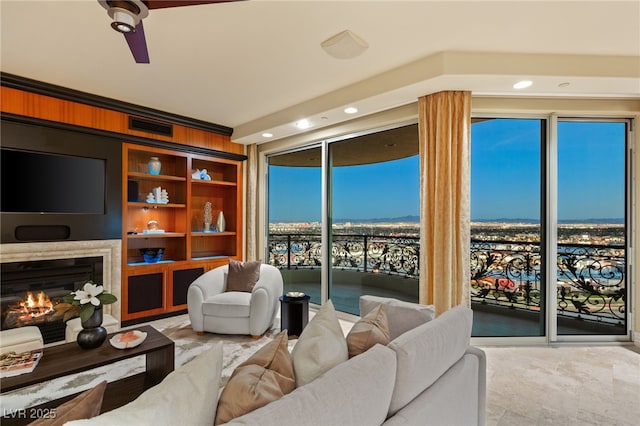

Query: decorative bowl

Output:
[140, 247, 164, 263]
[109, 330, 147, 349]
[286, 291, 305, 298]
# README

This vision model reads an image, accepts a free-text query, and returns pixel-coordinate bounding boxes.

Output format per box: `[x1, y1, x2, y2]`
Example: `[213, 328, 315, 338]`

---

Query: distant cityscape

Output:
[269, 220, 625, 246]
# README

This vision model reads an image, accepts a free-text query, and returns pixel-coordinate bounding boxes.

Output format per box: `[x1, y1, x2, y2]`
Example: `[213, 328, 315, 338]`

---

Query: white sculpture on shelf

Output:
[146, 187, 169, 204]
[191, 169, 211, 181]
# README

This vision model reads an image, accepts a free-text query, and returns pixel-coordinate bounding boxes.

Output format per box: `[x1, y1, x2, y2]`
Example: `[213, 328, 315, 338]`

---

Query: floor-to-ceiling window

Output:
[555, 119, 628, 336]
[328, 125, 419, 314]
[267, 146, 322, 305]
[470, 118, 545, 337]
[470, 116, 632, 340]
[266, 124, 419, 314]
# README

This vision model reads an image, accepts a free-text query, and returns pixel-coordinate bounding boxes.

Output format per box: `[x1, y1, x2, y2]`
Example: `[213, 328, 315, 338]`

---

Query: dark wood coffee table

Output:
[1, 325, 174, 425]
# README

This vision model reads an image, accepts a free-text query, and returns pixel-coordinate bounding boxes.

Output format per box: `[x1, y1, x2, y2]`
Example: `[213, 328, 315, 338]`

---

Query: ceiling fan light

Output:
[111, 9, 137, 32]
[99, 0, 149, 33]
[321, 30, 369, 59]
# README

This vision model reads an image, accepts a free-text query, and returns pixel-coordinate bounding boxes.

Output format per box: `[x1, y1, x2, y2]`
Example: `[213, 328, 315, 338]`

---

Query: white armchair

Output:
[187, 263, 283, 338]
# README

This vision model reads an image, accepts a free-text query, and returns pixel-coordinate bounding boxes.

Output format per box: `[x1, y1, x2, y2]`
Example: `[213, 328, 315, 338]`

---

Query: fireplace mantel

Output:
[0, 240, 122, 323]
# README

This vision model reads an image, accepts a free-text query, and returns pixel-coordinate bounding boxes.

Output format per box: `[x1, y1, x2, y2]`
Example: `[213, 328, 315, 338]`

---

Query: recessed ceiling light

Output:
[295, 119, 311, 129]
[344, 107, 358, 114]
[262, 132, 273, 138]
[513, 80, 533, 89]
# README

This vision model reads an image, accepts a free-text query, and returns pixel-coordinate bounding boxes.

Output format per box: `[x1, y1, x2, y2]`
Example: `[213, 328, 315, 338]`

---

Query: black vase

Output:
[77, 307, 107, 349]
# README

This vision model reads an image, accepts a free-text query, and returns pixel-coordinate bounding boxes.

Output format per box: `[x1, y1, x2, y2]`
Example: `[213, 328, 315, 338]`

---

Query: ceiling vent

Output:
[128, 116, 173, 137]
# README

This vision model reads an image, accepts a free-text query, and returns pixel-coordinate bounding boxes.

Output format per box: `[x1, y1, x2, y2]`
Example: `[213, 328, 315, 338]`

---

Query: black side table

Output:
[279, 295, 310, 338]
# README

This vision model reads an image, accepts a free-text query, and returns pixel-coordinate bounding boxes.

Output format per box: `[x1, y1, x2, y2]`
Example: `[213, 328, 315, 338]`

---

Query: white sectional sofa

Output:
[69, 296, 486, 426]
[228, 298, 486, 426]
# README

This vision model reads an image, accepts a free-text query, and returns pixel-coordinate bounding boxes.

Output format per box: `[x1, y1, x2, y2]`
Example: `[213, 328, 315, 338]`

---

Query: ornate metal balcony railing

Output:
[268, 233, 626, 325]
[471, 239, 626, 325]
[268, 233, 419, 278]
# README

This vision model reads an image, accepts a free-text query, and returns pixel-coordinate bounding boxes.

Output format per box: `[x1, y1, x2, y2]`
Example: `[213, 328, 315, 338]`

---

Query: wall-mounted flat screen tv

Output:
[1, 148, 106, 214]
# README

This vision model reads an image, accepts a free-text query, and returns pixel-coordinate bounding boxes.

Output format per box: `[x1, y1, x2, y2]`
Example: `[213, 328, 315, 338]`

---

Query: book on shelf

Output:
[0, 349, 43, 378]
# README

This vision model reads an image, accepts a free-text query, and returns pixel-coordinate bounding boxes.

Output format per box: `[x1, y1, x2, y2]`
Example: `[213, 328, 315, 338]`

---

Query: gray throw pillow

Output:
[226, 259, 261, 292]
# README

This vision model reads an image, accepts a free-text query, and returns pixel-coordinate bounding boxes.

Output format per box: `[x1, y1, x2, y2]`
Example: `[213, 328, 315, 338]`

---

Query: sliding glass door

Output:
[267, 146, 322, 305]
[266, 124, 420, 315]
[555, 120, 628, 336]
[470, 116, 631, 340]
[470, 118, 545, 337]
[328, 125, 420, 314]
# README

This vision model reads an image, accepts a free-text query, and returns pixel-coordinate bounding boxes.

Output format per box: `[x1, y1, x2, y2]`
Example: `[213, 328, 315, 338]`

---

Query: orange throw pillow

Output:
[346, 304, 391, 358]
[29, 380, 107, 426]
[214, 330, 295, 425]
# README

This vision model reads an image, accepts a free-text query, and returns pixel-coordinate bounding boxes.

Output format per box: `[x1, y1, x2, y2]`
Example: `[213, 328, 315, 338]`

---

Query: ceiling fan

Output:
[98, 0, 243, 63]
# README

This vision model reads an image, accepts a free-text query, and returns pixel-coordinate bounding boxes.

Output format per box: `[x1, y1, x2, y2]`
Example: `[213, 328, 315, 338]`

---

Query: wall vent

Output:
[128, 116, 173, 137]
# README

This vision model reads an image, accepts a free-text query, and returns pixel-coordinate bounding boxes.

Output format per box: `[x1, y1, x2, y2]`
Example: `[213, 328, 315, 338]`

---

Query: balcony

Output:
[268, 234, 626, 336]
[268, 233, 419, 314]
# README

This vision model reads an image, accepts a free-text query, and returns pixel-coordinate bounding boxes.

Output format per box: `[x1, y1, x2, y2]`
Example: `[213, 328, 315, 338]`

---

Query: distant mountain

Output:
[275, 216, 623, 225]
[472, 218, 624, 224]
[334, 215, 420, 223]
[472, 218, 539, 224]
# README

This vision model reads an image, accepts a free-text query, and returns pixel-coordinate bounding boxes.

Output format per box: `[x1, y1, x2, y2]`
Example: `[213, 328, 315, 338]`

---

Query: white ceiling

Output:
[1, 0, 639, 145]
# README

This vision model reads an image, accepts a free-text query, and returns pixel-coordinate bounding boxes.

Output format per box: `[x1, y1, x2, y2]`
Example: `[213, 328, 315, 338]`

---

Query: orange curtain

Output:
[246, 143, 258, 261]
[418, 91, 471, 315]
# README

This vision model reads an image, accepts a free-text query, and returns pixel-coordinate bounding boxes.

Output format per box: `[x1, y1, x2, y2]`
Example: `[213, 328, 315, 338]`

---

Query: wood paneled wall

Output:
[0, 86, 244, 155]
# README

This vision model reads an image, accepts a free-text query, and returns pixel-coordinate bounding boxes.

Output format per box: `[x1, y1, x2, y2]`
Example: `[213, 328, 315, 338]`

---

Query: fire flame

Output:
[18, 291, 54, 317]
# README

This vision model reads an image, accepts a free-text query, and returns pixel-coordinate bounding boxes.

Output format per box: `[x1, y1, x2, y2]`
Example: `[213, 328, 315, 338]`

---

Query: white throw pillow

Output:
[66, 343, 224, 426]
[359, 295, 435, 340]
[291, 299, 348, 387]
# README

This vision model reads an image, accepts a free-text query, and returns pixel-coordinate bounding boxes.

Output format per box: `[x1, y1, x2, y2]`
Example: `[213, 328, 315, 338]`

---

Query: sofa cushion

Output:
[30, 380, 106, 426]
[203, 292, 252, 317]
[386, 304, 472, 416]
[359, 295, 435, 340]
[66, 343, 224, 426]
[224, 344, 397, 426]
[215, 330, 295, 425]
[346, 303, 390, 358]
[382, 351, 482, 426]
[291, 299, 348, 387]
[226, 259, 261, 292]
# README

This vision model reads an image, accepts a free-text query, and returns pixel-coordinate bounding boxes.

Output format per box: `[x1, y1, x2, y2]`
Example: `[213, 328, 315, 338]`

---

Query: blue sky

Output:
[269, 156, 419, 222]
[471, 119, 625, 221]
[269, 120, 626, 223]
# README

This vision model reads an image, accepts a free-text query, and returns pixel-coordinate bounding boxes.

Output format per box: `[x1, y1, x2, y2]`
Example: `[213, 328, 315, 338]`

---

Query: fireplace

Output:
[0, 240, 121, 344]
[1, 257, 103, 343]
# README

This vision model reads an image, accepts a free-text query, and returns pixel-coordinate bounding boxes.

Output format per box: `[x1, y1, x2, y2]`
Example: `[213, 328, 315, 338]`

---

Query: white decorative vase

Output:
[148, 157, 161, 175]
[216, 211, 226, 233]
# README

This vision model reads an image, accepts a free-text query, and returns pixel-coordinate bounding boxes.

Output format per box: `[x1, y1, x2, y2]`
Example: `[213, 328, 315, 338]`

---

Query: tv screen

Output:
[1, 149, 106, 214]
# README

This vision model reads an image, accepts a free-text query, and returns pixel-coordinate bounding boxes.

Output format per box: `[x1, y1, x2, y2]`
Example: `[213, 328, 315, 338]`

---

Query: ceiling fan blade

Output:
[123, 21, 150, 63]
[145, 0, 245, 10]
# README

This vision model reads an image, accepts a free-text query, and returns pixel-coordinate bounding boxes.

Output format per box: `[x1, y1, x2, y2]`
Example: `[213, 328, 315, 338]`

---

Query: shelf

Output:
[191, 179, 237, 187]
[128, 232, 186, 239]
[128, 202, 186, 208]
[191, 255, 228, 261]
[122, 142, 242, 323]
[127, 260, 176, 267]
[128, 172, 186, 182]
